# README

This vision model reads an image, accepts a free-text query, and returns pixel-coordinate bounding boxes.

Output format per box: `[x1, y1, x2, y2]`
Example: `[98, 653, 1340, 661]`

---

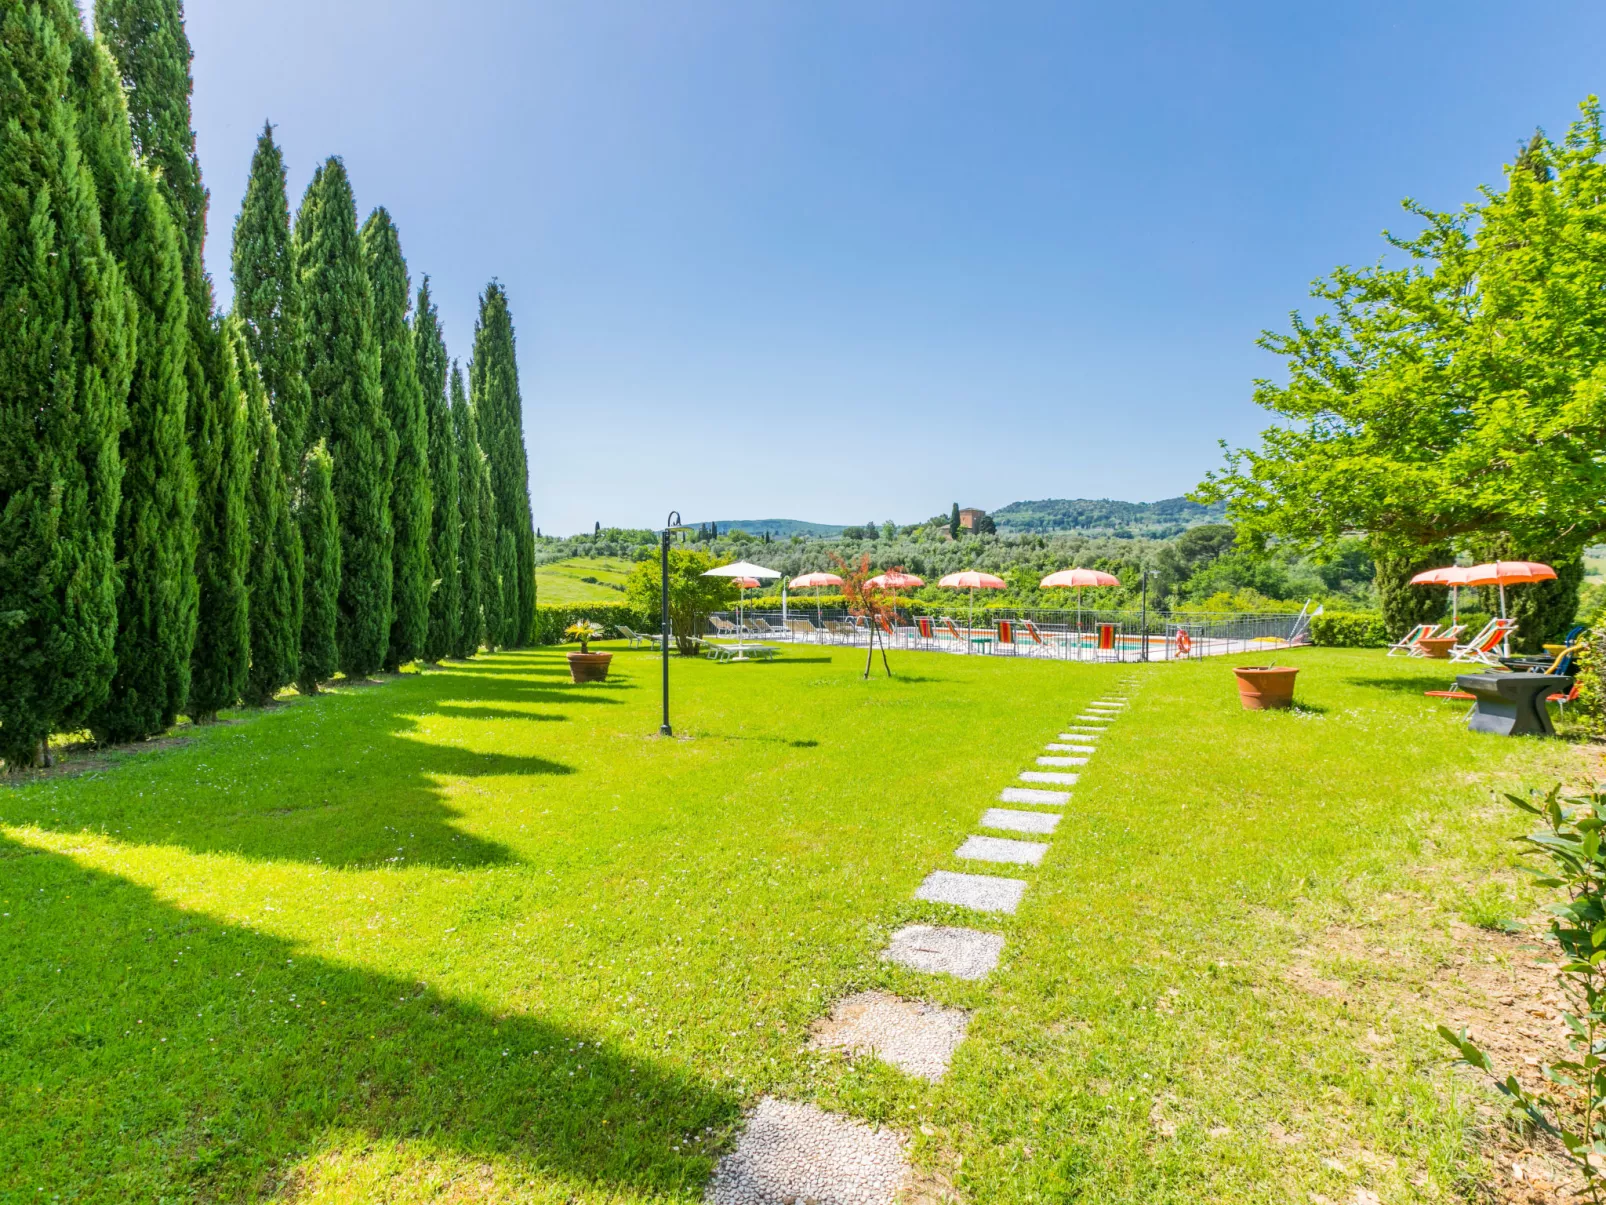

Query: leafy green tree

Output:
[296, 158, 391, 677]
[297, 441, 339, 693]
[1372, 548, 1450, 639]
[452, 365, 485, 657]
[71, 34, 197, 742]
[416, 280, 461, 661]
[469, 283, 536, 644]
[361, 208, 429, 670]
[231, 122, 310, 479]
[188, 321, 252, 721]
[624, 549, 737, 655]
[0, 1, 133, 767]
[234, 326, 301, 705]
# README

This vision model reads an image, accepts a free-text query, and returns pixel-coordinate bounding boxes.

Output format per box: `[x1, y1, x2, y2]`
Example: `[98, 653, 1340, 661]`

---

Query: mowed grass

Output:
[533, 555, 636, 604]
[0, 646, 1589, 1202]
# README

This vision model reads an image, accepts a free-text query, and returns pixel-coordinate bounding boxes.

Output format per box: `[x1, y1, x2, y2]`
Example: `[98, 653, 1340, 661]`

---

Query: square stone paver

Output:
[1020, 770, 1077, 785]
[915, 869, 1028, 913]
[956, 835, 1048, 865]
[1035, 756, 1087, 767]
[1045, 744, 1096, 753]
[981, 807, 1061, 835]
[999, 786, 1069, 806]
[808, 991, 970, 1082]
[705, 1096, 909, 1205]
[882, 924, 1004, 980]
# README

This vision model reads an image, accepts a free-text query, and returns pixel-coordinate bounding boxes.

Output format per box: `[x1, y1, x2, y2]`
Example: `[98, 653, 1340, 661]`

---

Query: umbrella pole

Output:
[1451, 585, 1458, 626]
[1499, 583, 1509, 656]
[968, 588, 974, 653]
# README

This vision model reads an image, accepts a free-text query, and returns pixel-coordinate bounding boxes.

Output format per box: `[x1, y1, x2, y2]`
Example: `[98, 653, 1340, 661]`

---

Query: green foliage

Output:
[1309, 611, 1389, 647]
[495, 527, 518, 651]
[949, 502, 960, 540]
[470, 283, 536, 646]
[416, 280, 460, 662]
[1441, 784, 1606, 1196]
[235, 327, 300, 706]
[362, 208, 429, 670]
[188, 322, 251, 721]
[990, 496, 1226, 536]
[623, 549, 737, 654]
[562, 619, 605, 653]
[71, 34, 198, 743]
[231, 122, 310, 479]
[296, 158, 391, 677]
[296, 441, 339, 694]
[1202, 100, 1606, 560]
[1373, 547, 1450, 639]
[450, 365, 484, 658]
[0, 0, 133, 766]
[1508, 551, 1586, 654]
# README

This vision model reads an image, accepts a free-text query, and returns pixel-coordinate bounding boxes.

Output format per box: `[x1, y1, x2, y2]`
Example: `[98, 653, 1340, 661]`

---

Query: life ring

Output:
[1175, 629, 1192, 655]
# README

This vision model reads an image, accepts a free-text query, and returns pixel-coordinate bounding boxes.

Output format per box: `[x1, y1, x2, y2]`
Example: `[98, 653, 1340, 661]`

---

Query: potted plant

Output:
[564, 621, 612, 683]
[1232, 663, 1298, 710]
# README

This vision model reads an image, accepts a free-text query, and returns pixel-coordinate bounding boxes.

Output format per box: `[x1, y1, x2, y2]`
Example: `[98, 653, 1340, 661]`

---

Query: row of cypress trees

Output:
[0, 0, 537, 769]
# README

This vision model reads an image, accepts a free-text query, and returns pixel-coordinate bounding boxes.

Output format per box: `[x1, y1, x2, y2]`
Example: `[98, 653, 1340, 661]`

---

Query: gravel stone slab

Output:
[808, 990, 970, 1082]
[999, 786, 1070, 805]
[1058, 731, 1101, 740]
[705, 1096, 909, 1205]
[981, 807, 1061, 834]
[882, 924, 1005, 979]
[1020, 770, 1078, 785]
[956, 835, 1048, 865]
[1045, 744, 1096, 753]
[915, 869, 1028, 913]
[1073, 716, 1111, 724]
[1035, 756, 1087, 767]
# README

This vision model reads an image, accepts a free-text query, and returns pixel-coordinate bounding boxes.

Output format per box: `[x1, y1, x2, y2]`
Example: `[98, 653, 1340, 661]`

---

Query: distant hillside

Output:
[991, 496, 1226, 536]
[694, 518, 847, 538]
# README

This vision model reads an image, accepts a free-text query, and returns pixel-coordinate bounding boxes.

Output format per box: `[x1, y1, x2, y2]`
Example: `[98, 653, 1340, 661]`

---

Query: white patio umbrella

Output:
[702, 561, 782, 644]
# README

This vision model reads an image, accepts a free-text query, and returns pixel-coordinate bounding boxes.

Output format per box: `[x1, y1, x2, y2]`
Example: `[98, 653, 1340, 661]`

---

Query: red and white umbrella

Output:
[1039, 567, 1121, 625]
[790, 571, 844, 623]
[866, 571, 925, 626]
[937, 571, 1006, 646]
[1410, 560, 1555, 650]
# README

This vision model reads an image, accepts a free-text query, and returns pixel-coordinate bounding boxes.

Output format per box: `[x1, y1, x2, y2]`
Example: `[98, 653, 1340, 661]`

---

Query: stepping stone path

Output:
[709, 678, 1141, 1199]
[808, 990, 970, 1082]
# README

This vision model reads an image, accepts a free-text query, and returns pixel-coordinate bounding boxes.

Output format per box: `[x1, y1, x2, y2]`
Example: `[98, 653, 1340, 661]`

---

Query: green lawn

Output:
[534, 555, 637, 604]
[0, 646, 1587, 1202]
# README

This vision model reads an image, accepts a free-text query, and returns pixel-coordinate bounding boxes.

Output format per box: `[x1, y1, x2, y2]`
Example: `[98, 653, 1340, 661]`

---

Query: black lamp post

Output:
[659, 512, 679, 735]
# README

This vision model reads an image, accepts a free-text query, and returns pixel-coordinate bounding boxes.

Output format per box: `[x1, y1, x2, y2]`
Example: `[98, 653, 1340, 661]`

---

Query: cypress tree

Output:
[0, 1, 133, 768]
[235, 326, 301, 705]
[231, 122, 311, 479]
[295, 158, 391, 677]
[451, 364, 484, 657]
[188, 321, 251, 721]
[71, 34, 198, 743]
[417, 280, 461, 661]
[469, 283, 537, 645]
[361, 208, 429, 671]
[479, 447, 503, 651]
[495, 527, 517, 649]
[297, 441, 340, 693]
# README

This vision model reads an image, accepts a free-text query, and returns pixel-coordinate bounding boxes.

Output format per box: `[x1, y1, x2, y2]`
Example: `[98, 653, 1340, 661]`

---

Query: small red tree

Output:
[831, 552, 897, 678]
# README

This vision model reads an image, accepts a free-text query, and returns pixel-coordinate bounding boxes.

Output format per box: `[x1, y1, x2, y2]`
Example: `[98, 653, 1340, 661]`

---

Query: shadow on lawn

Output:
[1345, 672, 1457, 697]
[0, 652, 607, 871]
[0, 835, 737, 1200]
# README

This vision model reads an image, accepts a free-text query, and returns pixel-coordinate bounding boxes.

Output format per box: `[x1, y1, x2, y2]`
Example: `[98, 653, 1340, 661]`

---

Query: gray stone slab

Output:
[1020, 770, 1078, 785]
[808, 991, 970, 1082]
[882, 924, 1004, 980]
[1073, 716, 1111, 724]
[1045, 744, 1096, 753]
[1035, 755, 1087, 767]
[999, 786, 1069, 805]
[956, 835, 1048, 865]
[1058, 731, 1101, 740]
[706, 1096, 909, 1205]
[915, 869, 1027, 913]
[981, 807, 1061, 835]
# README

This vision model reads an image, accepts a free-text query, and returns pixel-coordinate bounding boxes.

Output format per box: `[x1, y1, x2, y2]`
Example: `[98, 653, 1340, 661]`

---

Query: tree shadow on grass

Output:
[0, 836, 737, 1201]
[429, 704, 571, 723]
[1345, 672, 1462, 697]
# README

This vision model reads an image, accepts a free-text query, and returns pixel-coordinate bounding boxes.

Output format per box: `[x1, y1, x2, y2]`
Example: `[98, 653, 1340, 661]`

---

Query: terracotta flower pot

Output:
[1233, 665, 1298, 710]
[566, 651, 613, 684]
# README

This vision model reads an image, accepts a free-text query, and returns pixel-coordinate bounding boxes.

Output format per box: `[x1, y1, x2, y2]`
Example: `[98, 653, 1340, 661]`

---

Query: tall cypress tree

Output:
[361, 208, 430, 671]
[295, 158, 391, 677]
[469, 283, 537, 645]
[0, 1, 133, 768]
[417, 280, 461, 661]
[189, 321, 251, 721]
[231, 122, 311, 480]
[71, 34, 198, 743]
[235, 326, 301, 705]
[475, 429, 502, 652]
[298, 441, 340, 694]
[451, 364, 484, 657]
[495, 527, 517, 650]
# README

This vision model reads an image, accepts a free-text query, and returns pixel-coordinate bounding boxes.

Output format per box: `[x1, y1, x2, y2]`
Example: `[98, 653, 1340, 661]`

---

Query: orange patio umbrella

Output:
[1039, 567, 1121, 625]
[789, 571, 844, 622]
[938, 570, 1006, 647]
[1408, 564, 1475, 624]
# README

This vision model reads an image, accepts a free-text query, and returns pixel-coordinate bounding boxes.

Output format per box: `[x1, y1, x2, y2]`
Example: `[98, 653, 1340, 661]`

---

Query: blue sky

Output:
[184, 1, 1606, 535]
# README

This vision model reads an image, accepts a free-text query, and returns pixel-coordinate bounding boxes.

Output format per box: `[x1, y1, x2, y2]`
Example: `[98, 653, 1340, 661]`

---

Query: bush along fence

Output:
[1308, 612, 1389, 647]
[533, 602, 649, 645]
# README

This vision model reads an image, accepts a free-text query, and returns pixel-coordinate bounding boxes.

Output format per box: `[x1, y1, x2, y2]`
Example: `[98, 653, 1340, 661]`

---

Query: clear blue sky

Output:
[184, 0, 1606, 535]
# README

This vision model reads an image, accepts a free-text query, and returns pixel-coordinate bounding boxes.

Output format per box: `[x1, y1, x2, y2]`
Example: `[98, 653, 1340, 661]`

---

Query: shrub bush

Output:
[1310, 611, 1389, 647]
[533, 602, 648, 646]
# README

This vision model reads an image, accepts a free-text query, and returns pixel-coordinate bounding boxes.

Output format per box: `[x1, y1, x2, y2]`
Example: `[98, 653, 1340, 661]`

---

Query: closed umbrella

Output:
[937, 571, 1007, 650]
[1039, 567, 1121, 627]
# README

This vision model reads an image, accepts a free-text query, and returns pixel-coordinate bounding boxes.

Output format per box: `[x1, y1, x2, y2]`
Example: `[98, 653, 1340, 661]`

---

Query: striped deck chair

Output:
[1387, 622, 1437, 657]
[1023, 620, 1049, 647]
[1449, 618, 1518, 666]
[1097, 623, 1116, 652]
[916, 616, 935, 642]
[942, 618, 965, 644]
[997, 619, 1015, 645]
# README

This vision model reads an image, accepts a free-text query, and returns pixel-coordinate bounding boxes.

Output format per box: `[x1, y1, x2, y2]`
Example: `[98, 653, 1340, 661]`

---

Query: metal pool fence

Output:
[701, 607, 1303, 663]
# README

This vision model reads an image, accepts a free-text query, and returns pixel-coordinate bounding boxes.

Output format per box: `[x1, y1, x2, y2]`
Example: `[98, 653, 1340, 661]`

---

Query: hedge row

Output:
[533, 602, 649, 645]
[1309, 611, 1389, 647]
